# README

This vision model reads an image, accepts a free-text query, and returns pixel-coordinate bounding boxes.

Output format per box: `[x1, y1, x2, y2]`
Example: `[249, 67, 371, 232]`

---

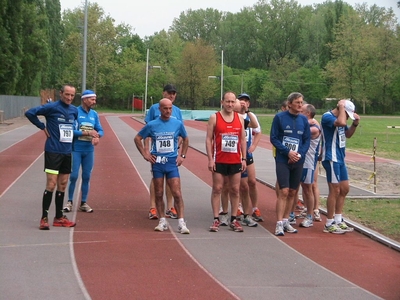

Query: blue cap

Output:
[238, 93, 250, 100]
[81, 90, 96, 99]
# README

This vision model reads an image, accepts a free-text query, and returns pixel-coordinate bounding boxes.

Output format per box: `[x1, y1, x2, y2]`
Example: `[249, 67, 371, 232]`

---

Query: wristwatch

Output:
[242, 157, 246, 161]
[181, 154, 186, 158]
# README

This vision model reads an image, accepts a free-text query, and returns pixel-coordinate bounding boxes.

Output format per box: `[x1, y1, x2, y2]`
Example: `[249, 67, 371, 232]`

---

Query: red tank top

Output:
[214, 111, 242, 164]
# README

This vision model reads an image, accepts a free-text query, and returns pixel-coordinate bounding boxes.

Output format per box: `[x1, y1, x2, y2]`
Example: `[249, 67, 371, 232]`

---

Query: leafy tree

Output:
[326, 12, 378, 112]
[44, 0, 63, 89]
[0, 0, 23, 94]
[16, 0, 50, 95]
[175, 39, 218, 109]
[170, 8, 223, 46]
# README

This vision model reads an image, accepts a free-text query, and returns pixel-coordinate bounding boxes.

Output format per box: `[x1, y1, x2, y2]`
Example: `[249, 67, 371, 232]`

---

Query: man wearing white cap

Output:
[64, 90, 104, 213]
[321, 99, 360, 234]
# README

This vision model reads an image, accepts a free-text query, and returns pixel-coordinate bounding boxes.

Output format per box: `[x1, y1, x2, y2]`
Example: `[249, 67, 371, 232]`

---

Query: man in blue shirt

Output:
[321, 99, 360, 234]
[145, 84, 182, 220]
[270, 92, 311, 236]
[25, 84, 78, 230]
[64, 90, 104, 214]
[135, 98, 190, 234]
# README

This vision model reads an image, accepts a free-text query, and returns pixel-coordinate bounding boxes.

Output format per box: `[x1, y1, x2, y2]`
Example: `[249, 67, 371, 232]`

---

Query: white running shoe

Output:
[178, 222, 190, 234]
[275, 223, 284, 236]
[155, 220, 168, 232]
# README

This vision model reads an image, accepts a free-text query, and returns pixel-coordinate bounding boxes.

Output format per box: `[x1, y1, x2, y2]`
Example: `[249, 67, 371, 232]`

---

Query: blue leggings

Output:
[68, 151, 94, 202]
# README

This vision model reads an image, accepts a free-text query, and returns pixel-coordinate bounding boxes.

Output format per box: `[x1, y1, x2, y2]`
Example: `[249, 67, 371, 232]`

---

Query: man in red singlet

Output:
[205, 92, 247, 232]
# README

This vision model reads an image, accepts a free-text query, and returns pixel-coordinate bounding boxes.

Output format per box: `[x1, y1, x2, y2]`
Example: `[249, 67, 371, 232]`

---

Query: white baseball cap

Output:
[344, 100, 355, 120]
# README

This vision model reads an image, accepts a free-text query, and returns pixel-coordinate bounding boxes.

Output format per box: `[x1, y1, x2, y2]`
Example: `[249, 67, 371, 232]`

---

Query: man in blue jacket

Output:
[25, 84, 78, 230]
[64, 90, 104, 213]
[270, 92, 311, 236]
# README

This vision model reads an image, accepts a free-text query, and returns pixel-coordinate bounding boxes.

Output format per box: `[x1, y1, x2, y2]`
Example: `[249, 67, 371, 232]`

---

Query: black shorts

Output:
[215, 163, 242, 176]
[275, 161, 303, 190]
[44, 152, 72, 175]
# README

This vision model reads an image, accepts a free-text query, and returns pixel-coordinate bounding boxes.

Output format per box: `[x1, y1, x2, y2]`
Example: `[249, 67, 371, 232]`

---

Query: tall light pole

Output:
[144, 49, 161, 116]
[220, 50, 224, 101]
[82, 0, 88, 92]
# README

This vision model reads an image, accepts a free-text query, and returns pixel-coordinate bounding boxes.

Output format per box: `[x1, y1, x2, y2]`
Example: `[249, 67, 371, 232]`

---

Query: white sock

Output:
[326, 218, 334, 227]
[178, 218, 185, 225]
[334, 214, 342, 224]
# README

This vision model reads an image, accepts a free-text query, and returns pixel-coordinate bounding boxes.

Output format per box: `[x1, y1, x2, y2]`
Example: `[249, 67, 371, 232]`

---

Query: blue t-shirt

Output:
[270, 110, 311, 164]
[138, 117, 187, 157]
[25, 100, 78, 154]
[321, 111, 348, 163]
[145, 103, 182, 123]
[72, 106, 104, 152]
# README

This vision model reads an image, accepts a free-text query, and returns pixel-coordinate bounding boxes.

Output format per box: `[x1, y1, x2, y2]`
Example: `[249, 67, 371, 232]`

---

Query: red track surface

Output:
[73, 116, 235, 299]
[2, 114, 399, 299]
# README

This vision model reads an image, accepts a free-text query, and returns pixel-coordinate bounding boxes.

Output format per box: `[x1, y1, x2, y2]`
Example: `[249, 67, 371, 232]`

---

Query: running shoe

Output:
[337, 222, 354, 232]
[275, 223, 284, 236]
[313, 209, 322, 222]
[79, 203, 93, 213]
[296, 208, 307, 219]
[295, 199, 305, 210]
[288, 215, 297, 225]
[283, 222, 298, 233]
[166, 207, 178, 219]
[237, 203, 244, 220]
[323, 223, 346, 234]
[148, 208, 158, 220]
[252, 208, 264, 222]
[154, 219, 168, 232]
[219, 213, 229, 226]
[209, 219, 220, 232]
[53, 215, 76, 227]
[39, 217, 49, 230]
[63, 201, 73, 213]
[230, 220, 244, 232]
[241, 215, 258, 227]
[178, 222, 190, 234]
[300, 217, 313, 228]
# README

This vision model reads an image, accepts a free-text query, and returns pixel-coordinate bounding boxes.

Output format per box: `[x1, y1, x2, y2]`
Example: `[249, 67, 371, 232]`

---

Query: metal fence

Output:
[0, 95, 41, 122]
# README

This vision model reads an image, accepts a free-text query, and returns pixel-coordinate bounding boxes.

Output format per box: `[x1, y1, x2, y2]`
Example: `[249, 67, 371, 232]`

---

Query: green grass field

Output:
[257, 115, 400, 160]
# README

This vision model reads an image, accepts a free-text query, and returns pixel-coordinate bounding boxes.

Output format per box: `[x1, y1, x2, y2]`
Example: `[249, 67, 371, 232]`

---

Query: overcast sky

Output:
[60, 0, 399, 38]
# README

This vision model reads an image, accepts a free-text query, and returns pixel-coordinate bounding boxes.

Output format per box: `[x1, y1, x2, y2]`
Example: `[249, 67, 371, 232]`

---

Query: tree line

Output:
[1, 0, 399, 114]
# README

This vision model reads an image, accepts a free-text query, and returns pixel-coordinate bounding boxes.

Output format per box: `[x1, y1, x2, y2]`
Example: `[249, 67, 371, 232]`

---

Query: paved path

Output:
[1, 114, 399, 300]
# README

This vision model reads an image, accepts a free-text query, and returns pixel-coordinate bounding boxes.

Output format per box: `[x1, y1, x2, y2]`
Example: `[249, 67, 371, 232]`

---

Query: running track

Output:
[0, 114, 399, 299]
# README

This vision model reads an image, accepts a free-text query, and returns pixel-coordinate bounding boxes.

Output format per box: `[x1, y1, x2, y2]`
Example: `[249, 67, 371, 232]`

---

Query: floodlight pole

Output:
[144, 49, 161, 116]
[82, 0, 88, 92]
[220, 50, 224, 101]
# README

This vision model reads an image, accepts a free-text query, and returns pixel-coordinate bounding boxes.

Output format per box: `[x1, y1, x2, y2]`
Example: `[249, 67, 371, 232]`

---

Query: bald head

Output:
[158, 98, 173, 120]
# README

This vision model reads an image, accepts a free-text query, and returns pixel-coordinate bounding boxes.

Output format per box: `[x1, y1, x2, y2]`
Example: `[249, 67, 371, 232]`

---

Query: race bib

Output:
[339, 131, 346, 148]
[78, 122, 94, 142]
[59, 124, 73, 143]
[221, 134, 238, 153]
[155, 134, 174, 153]
[283, 136, 299, 152]
[245, 128, 250, 142]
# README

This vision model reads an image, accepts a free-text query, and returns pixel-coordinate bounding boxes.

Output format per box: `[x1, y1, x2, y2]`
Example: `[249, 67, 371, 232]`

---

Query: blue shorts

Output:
[151, 156, 180, 179]
[241, 157, 254, 178]
[301, 168, 315, 184]
[322, 161, 348, 183]
[275, 161, 303, 190]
